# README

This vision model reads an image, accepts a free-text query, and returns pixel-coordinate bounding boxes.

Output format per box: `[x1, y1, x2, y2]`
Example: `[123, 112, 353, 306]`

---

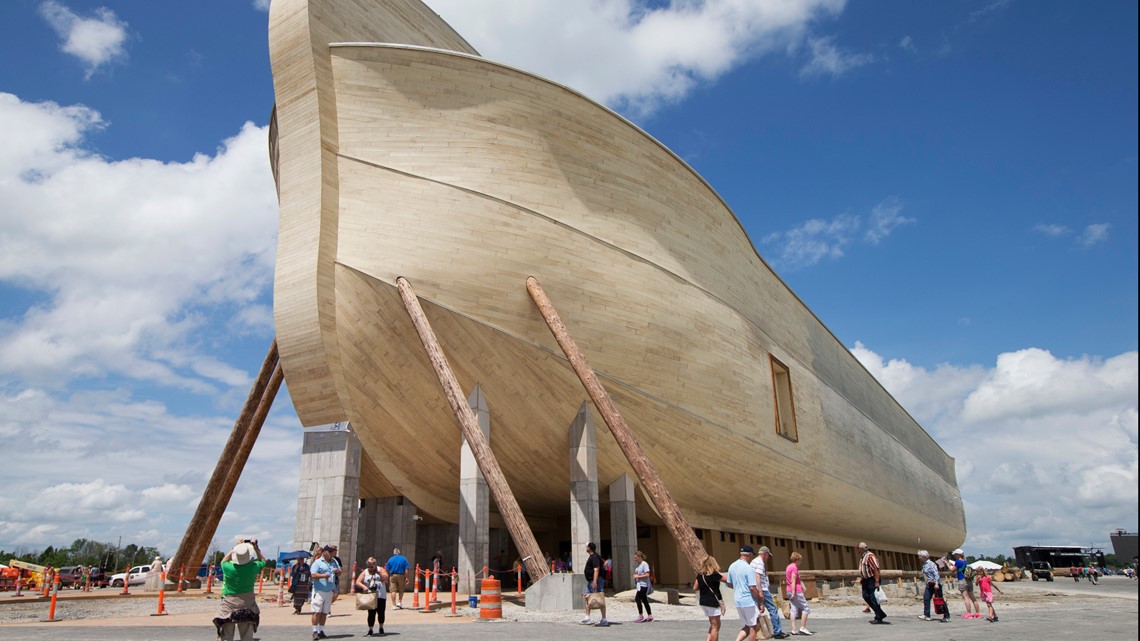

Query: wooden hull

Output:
[269, 0, 966, 554]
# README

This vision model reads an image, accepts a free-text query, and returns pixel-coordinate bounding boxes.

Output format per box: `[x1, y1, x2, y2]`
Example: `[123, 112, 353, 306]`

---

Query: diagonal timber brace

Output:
[526, 276, 709, 575]
[396, 277, 550, 583]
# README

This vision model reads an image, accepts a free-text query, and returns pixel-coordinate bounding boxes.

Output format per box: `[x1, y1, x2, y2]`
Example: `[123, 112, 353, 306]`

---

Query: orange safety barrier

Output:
[479, 577, 502, 619]
[430, 565, 439, 603]
[46, 574, 61, 622]
[349, 563, 357, 593]
[450, 568, 457, 615]
[178, 566, 185, 594]
[152, 571, 168, 616]
[206, 564, 215, 593]
[517, 564, 522, 596]
[411, 564, 421, 610]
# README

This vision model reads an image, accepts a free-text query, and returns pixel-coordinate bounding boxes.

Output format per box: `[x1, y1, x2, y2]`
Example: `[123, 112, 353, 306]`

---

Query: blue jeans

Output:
[861, 578, 887, 620]
[923, 583, 935, 618]
[761, 590, 783, 635]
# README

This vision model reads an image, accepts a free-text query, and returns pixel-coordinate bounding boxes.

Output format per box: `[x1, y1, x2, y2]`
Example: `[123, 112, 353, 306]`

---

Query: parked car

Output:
[109, 565, 150, 587]
[56, 566, 83, 588]
[1029, 561, 1054, 581]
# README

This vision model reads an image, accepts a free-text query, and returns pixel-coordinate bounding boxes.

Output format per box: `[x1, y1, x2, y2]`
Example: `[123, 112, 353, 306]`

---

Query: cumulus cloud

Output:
[432, 0, 847, 116]
[1033, 223, 1071, 237]
[0, 93, 279, 392]
[1078, 223, 1109, 247]
[899, 35, 916, 52]
[761, 196, 913, 270]
[853, 343, 1139, 555]
[252, 0, 270, 11]
[799, 35, 875, 77]
[38, 1, 129, 79]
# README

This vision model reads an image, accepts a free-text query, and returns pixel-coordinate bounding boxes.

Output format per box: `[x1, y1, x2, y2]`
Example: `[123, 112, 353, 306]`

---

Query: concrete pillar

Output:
[357, 496, 418, 572]
[293, 425, 362, 592]
[609, 473, 637, 592]
[569, 402, 600, 578]
[458, 384, 490, 594]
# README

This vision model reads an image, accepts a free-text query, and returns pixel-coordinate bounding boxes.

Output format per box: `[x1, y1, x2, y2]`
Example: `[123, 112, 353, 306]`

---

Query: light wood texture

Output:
[169, 340, 279, 575]
[527, 276, 707, 575]
[396, 277, 548, 582]
[268, 0, 967, 569]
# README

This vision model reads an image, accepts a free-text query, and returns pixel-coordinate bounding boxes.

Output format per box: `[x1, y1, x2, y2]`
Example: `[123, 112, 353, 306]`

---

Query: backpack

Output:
[963, 565, 975, 580]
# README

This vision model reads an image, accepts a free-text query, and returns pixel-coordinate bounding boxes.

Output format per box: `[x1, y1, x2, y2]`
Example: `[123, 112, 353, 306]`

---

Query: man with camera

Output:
[211, 538, 265, 641]
[310, 545, 341, 640]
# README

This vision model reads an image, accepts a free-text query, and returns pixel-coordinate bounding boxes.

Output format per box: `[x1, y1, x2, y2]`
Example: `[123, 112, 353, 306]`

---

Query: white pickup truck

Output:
[109, 565, 150, 587]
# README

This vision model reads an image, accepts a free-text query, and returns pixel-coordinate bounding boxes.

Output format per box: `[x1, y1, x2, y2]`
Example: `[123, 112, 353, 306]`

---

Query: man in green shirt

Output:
[212, 539, 265, 641]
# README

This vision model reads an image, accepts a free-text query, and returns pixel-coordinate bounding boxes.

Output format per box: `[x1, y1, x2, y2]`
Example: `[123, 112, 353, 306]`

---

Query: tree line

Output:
[1, 538, 162, 570]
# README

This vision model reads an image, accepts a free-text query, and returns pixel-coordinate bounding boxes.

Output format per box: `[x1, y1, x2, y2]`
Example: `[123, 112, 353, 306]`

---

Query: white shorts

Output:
[701, 605, 723, 618]
[789, 592, 810, 617]
[736, 605, 759, 627]
[311, 590, 335, 614]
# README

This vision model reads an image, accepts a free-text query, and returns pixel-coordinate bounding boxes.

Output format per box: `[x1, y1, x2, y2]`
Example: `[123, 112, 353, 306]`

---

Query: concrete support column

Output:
[357, 496, 418, 571]
[458, 384, 490, 594]
[569, 402, 600, 578]
[609, 473, 637, 592]
[294, 425, 362, 592]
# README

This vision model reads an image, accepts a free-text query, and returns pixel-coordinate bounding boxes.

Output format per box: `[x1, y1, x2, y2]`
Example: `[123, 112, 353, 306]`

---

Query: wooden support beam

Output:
[396, 276, 550, 583]
[526, 276, 709, 575]
[167, 340, 280, 579]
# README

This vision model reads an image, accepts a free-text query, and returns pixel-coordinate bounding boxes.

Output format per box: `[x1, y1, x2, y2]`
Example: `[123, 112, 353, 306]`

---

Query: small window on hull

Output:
[770, 356, 798, 442]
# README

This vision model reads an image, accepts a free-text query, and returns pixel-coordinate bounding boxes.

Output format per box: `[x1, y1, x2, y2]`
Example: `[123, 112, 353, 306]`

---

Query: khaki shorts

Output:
[311, 590, 334, 614]
[389, 573, 406, 594]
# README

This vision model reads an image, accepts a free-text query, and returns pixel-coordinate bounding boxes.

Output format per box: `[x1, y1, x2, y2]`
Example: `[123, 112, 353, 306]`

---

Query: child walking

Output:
[975, 568, 1004, 622]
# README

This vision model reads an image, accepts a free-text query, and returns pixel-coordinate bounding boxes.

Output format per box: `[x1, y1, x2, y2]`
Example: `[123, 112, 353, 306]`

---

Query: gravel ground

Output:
[0, 594, 224, 624]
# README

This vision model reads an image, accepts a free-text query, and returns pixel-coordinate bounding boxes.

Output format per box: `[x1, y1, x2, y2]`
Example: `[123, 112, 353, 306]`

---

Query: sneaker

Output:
[800, 629, 813, 636]
[312, 634, 319, 641]
[365, 632, 373, 638]
[942, 617, 950, 622]
[646, 616, 653, 622]
[862, 606, 871, 613]
[596, 618, 610, 627]
[317, 632, 327, 639]
[918, 615, 930, 620]
[580, 616, 593, 625]
[961, 614, 972, 619]
[991, 617, 999, 623]
[634, 616, 645, 623]
[377, 628, 385, 635]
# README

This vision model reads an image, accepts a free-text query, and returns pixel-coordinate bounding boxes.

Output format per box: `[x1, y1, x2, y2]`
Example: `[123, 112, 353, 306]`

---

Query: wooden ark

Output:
[268, 0, 966, 581]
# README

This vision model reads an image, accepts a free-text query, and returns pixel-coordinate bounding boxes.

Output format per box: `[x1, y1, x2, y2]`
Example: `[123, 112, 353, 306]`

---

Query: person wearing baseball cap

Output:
[725, 545, 764, 640]
[310, 545, 342, 639]
[750, 546, 789, 638]
[212, 538, 265, 641]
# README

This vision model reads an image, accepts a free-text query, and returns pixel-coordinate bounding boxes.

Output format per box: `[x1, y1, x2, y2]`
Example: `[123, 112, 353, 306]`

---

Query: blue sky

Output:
[0, 0, 1135, 560]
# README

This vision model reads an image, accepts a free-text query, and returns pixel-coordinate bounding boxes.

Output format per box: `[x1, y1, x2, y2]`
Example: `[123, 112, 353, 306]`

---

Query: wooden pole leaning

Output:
[167, 339, 280, 582]
[526, 276, 709, 575]
[395, 277, 550, 584]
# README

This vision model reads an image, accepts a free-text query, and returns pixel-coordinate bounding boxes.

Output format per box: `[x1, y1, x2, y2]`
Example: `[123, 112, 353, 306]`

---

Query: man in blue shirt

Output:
[385, 548, 410, 609]
[310, 545, 341, 640]
[726, 545, 764, 641]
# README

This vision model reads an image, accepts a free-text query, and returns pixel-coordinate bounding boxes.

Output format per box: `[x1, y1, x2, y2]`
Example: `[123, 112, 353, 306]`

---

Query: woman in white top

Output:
[633, 550, 653, 622]
[354, 557, 389, 637]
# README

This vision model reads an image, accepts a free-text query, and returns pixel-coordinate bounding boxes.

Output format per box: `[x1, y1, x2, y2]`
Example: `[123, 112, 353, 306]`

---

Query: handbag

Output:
[355, 591, 378, 610]
[874, 585, 889, 604]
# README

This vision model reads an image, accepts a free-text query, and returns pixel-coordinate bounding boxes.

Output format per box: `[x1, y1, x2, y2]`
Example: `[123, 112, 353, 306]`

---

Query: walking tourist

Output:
[693, 555, 725, 641]
[211, 539, 265, 641]
[310, 545, 341, 640]
[579, 542, 608, 626]
[917, 550, 938, 620]
[289, 557, 312, 614]
[384, 548, 409, 609]
[785, 552, 812, 635]
[751, 546, 789, 638]
[952, 549, 980, 618]
[354, 556, 389, 636]
[726, 546, 763, 641]
[632, 550, 653, 622]
[858, 542, 889, 624]
[975, 567, 1004, 622]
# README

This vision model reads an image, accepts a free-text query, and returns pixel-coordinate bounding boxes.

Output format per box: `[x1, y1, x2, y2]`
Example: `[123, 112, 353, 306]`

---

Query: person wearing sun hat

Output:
[211, 538, 265, 641]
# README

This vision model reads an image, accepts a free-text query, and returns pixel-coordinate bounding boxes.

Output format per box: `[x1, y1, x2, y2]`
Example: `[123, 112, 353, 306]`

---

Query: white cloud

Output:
[0, 93, 279, 392]
[799, 35, 874, 77]
[899, 35, 916, 52]
[1033, 223, 1071, 237]
[432, 0, 847, 116]
[968, 0, 1012, 24]
[38, 1, 129, 79]
[1078, 223, 1109, 247]
[761, 197, 912, 270]
[853, 343, 1139, 555]
[864, 196, 915, 244]
[251, 0, 270, 11]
